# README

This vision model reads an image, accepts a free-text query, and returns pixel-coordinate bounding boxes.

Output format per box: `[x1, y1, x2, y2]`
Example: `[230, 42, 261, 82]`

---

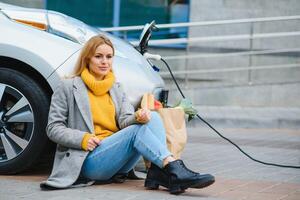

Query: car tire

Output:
[0, 68, 50, 174]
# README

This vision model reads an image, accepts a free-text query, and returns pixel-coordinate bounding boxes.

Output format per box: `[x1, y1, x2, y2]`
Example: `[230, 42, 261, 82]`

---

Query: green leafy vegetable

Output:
[173, 98, 198, 121]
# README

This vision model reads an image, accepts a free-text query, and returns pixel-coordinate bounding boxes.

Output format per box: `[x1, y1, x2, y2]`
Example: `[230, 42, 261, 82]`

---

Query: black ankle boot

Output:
[165, 160, 215, 194]
[144, 160, 215, 194]
[144, 163, 172, 190]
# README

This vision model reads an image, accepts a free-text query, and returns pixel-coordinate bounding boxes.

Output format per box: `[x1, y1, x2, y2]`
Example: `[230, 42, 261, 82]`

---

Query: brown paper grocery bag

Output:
[140, 94, 187, 168]
[157, 107, 187, 160]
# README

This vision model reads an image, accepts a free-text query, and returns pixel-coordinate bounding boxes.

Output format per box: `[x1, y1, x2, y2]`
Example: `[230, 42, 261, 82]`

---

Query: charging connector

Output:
[143, 52, 162, 61]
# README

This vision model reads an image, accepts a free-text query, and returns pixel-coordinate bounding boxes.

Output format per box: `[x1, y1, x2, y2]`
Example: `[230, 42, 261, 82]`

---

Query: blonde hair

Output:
[71, 35, 115, 77]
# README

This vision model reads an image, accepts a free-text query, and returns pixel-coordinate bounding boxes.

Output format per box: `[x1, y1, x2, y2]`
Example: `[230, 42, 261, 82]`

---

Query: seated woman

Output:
[40, 35, 215, 194]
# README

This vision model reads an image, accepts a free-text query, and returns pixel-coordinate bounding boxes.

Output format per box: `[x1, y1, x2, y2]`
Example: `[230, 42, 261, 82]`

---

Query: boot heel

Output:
[169, 185, 183, 194]
[144, 179, 159, 190]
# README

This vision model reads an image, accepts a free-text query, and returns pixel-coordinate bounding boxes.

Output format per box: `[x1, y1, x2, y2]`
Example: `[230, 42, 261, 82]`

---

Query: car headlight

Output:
[47, 11, 97, 44]
[1, 7, 98, 44]
[1, 4, 131, 60]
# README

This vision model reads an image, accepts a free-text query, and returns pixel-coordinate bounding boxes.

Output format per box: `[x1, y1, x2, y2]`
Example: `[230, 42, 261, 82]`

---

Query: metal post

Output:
[124, 30, 127, 40]
[43, 0, 47, 9]
[113, 0, 121, 37]
[248, 22, 254, 85]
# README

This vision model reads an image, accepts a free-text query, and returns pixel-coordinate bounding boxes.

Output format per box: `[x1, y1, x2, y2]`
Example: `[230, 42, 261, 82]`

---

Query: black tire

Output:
[0, 68, 50, 174]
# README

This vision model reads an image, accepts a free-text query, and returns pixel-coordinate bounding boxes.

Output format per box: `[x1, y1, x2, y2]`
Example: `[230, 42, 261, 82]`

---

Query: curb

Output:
[186, 107, 300, 129]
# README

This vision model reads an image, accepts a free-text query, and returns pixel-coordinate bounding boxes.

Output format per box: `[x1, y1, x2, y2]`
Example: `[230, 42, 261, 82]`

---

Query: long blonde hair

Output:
[71, 35, 115, 77]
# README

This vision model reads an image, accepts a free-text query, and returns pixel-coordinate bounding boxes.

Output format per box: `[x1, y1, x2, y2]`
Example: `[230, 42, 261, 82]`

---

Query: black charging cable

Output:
[161, 58, 300, 169]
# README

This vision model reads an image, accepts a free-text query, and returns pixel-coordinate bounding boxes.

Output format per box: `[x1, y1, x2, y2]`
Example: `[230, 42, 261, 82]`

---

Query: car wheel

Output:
[0, 68, 50, 174]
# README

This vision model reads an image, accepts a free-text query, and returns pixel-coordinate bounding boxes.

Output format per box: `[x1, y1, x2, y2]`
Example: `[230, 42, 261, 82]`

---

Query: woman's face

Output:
[88, 43, 113, 80]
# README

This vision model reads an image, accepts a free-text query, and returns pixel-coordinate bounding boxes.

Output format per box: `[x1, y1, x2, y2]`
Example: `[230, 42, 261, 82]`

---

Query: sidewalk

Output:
[189, 106, 300, 129]
[0, 127, 299, 200]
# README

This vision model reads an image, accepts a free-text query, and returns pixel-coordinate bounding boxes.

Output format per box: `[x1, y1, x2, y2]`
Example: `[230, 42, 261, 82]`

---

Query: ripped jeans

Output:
[81, 112, 171, 181]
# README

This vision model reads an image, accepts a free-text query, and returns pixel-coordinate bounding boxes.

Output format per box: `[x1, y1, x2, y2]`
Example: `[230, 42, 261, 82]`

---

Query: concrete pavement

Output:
[0, 127, 299, 200]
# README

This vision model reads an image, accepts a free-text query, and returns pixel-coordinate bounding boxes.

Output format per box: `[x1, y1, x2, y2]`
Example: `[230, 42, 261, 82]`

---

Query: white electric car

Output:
[0, 3, 164, 174]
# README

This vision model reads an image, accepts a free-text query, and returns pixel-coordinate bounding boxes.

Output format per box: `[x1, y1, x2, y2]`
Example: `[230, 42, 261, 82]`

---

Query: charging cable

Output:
[160, 58, 300, 169]
[146, 52, 300, 169]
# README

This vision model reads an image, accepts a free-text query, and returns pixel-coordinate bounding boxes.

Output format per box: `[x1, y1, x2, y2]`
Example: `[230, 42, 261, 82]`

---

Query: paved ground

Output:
[0, 127, 299, 200]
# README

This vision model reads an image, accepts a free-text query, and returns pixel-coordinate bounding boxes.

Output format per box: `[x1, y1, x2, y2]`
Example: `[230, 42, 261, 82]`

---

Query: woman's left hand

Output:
[135, 108, 151, 123]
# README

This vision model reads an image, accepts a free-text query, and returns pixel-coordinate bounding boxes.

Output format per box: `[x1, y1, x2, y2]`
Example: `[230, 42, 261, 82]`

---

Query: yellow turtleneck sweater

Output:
[80, 68, 119, 151]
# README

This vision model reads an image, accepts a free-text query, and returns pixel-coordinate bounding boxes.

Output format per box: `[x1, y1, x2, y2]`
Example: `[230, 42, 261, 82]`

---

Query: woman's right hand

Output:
[135, 108, 151, 123]
[87, 136, 101, 151]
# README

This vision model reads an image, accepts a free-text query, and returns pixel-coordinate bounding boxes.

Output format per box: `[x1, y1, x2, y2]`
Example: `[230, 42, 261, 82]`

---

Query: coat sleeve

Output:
[116, 83, 138, 129]
[46, 82, 86, 149]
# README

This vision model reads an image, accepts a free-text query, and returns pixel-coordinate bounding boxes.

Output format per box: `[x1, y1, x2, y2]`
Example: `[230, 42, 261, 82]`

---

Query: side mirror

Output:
[138, 20, 158, 54]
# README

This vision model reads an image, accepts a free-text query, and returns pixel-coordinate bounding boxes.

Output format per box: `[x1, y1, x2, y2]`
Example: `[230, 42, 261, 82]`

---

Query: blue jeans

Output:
[81, 112, 171, 181]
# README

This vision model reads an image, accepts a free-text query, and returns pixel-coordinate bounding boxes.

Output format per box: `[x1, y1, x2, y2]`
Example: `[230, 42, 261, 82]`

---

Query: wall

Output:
[156, 0, 300, 107]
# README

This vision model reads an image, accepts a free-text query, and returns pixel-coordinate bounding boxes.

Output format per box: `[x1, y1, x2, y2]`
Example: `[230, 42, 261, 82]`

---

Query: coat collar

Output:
[72, 76, 119, 133]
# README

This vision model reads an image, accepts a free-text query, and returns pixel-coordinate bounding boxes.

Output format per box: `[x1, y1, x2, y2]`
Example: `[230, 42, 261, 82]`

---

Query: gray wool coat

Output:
[40, 76, 138, 189]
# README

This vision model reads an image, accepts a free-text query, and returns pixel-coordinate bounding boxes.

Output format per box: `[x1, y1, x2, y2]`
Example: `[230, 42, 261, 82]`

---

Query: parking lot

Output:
[0, 127, 299, 200]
